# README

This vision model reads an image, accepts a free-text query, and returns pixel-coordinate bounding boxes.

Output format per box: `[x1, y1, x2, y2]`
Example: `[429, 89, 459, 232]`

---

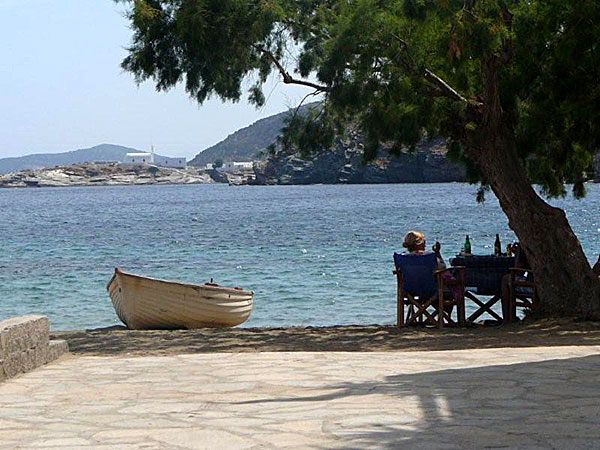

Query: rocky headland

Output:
[252, 133, 466, 185]
[0, 163, 221, 188]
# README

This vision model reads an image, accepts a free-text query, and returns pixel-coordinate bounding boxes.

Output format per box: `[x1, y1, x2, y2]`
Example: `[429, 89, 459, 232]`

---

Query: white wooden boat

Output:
[106, 268, 254, 329]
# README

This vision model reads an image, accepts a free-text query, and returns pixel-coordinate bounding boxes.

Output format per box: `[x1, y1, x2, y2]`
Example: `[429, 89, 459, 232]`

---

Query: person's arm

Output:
[432, 241, 446, 269]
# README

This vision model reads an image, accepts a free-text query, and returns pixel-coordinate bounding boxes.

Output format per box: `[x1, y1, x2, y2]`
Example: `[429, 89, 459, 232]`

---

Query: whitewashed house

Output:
[124, 152, 154, 165]
[155, 156, 187, 169]
[218, 161, 254, 172]
[205, 163, 214, 170]
[123, 148, 187, 168]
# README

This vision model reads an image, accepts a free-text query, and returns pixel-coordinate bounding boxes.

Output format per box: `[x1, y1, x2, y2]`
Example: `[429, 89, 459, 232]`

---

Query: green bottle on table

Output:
[464, 235, 471, 255]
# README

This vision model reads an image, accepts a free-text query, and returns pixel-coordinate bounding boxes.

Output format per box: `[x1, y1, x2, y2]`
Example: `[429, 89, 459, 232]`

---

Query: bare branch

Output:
[253, 45, 329, 92]
[423, 69, 470, 104]
[390, 34, 478, 106]
[289, 91, 323, 124]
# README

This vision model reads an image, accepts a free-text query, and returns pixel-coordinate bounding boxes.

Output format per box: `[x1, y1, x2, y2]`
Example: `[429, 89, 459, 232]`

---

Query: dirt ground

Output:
[52, 319, 600, 356]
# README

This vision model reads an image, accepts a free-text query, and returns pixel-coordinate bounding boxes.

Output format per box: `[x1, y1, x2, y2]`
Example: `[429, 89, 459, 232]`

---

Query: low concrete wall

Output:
[0, 315, 68, 382]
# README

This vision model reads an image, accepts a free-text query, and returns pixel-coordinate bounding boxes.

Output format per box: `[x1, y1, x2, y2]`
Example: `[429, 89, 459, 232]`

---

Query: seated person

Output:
[501, 243, 532, 321]
[402, 230, 446, 269]
[402, 230, 460, 304]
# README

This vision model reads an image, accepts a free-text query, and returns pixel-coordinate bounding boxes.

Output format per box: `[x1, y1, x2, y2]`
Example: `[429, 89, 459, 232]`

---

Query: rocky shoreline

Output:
[251, 135, 467, 185]
[0, 163, 222, 188]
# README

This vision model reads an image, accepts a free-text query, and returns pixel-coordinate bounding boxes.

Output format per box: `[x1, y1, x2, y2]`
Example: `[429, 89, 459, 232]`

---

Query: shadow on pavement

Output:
[52, 319, 600, 356]
[238, 355, 600, 450]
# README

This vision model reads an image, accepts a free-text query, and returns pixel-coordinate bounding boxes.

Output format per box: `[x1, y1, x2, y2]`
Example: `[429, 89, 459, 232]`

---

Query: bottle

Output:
[464, 235, 471, 255]
[494, 234, 501, 256]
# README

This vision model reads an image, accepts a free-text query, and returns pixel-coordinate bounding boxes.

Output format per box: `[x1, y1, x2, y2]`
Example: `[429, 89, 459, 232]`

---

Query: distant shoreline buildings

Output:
[217, 161, 254, 172]
[124, 147, 187, 169]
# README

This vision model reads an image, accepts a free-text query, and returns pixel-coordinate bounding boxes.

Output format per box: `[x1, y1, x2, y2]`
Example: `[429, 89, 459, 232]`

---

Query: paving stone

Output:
[0, 346, 599, 449]
[28, 437, 93, 447]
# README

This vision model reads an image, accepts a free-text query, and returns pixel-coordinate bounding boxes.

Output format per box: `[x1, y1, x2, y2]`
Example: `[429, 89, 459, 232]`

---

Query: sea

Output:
[1, 183, 598, 331]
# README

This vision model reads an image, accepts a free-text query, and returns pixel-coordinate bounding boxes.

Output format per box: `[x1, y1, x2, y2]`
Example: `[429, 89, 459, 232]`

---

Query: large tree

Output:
[116, 0, 600, 318]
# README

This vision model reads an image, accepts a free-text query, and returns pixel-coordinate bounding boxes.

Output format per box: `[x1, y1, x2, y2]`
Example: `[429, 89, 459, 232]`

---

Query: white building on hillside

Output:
[123, 147, 186, 168]
[155, 156, 187, 169]
[124, 152, 154, 165]
[218, 161, 254, 172]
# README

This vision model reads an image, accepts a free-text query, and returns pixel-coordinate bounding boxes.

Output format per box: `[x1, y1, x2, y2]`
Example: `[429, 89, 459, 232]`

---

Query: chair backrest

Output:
[394, 252, 438, 298]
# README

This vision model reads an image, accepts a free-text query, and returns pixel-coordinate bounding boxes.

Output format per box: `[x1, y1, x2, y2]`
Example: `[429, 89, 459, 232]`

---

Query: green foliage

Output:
[214, 158, 223, 168]
[117, 0, 600, 198]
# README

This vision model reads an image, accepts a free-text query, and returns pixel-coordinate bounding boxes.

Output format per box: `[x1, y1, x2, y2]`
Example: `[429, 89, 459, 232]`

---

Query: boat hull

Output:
[107, 269, 254, 329]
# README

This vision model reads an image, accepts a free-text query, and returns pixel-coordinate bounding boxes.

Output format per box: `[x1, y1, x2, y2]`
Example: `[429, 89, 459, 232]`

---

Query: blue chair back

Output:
[394, 252, 438, 299]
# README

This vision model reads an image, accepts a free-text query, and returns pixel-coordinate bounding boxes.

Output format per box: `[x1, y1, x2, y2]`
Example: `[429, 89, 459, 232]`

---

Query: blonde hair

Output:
[403, 230, 425, 252]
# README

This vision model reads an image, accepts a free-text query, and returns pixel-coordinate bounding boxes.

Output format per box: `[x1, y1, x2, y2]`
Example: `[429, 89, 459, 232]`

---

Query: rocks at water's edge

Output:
[0, 163, 220, 188]
[0, 140, 467, 188]
[251, 133, 466, 185]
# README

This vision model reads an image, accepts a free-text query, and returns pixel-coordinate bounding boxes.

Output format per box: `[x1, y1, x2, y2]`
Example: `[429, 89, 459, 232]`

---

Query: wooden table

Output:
[450, 255, 516, 323]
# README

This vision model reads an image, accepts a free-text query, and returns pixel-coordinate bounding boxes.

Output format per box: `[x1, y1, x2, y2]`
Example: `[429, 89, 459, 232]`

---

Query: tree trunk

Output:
[466, 125, 600, 319]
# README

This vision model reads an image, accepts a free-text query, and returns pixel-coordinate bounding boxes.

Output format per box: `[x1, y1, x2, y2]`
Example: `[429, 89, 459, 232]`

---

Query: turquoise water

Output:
[1, 183, 598, 330]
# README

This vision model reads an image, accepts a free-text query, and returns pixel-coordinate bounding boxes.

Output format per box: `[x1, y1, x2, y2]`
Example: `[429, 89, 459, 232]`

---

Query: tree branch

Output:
[497, 0, 514, 64]
[289, 91, 323, 124]
[423, 69, 470, 104]
[497, 0, 513, 29]
[253, 45, 329, 92]
[390, 33, 478, 106]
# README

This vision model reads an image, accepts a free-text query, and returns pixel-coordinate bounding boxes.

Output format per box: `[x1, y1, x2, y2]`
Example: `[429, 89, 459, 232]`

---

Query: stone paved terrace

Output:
[1, 346, 600, 449]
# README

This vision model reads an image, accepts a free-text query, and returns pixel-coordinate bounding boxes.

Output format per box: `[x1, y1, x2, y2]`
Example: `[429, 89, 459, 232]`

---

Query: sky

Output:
[0, 0, 315, 159]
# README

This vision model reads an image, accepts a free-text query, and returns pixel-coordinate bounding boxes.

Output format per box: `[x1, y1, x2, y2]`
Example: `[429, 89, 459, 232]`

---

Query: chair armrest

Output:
[510, 267, 534, 284]
[435, 266, 466, 291]
[435, 266, 465, 275]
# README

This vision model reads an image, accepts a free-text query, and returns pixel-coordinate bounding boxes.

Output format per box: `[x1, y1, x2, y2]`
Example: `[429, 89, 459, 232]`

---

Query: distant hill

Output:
[0, 144, 144, 174]
[189, 104, 316, 167]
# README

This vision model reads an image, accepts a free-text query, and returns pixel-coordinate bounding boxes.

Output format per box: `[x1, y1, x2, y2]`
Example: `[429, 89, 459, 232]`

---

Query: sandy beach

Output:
[52, 319, 600, 356]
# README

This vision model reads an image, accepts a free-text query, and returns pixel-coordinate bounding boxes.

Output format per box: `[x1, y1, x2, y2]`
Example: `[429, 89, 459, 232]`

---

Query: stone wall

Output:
[0, 315, 68, 382]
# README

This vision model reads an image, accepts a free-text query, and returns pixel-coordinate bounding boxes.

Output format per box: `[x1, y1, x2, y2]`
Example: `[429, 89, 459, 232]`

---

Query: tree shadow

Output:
[52, 320, 600, 356]
[236, 355, 600, 449]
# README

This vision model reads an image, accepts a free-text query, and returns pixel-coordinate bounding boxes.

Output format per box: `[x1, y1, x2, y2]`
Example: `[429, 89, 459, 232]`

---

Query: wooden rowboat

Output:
[106, 268, 254, 329]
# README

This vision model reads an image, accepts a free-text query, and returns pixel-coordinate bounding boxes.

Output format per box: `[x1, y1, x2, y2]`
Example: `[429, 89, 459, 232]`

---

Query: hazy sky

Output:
[0, 0, 315, 159]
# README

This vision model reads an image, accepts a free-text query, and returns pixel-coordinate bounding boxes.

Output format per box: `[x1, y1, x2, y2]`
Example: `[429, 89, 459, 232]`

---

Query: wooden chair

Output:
[393, 252, 466, 328]
[506, 267, 537, 323]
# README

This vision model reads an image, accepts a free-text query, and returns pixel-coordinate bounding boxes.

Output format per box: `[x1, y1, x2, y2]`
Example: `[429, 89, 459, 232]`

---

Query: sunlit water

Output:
[1, 183, 598, 330]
